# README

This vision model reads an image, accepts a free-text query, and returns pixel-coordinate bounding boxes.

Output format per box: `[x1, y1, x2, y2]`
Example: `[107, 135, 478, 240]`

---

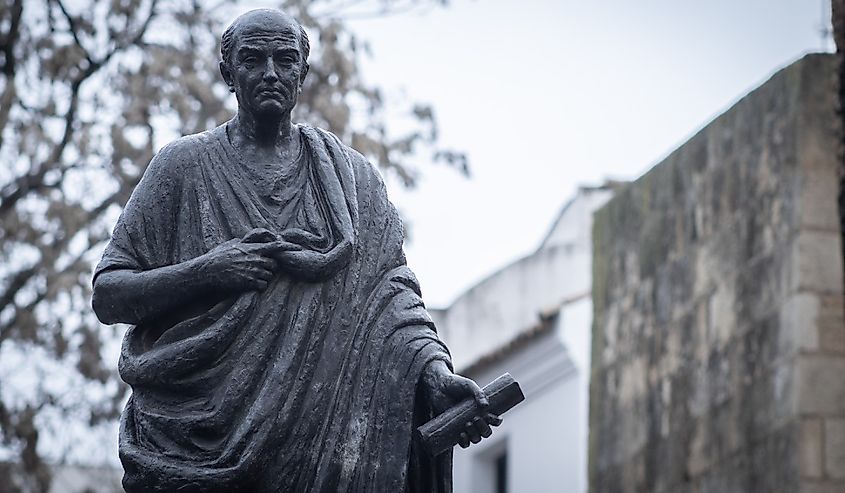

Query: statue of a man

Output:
[92, 8, 499, 492]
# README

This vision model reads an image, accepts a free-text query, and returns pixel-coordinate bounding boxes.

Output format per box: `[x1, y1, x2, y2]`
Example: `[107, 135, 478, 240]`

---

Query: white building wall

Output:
[432, 186, 613, 371]
[453, 313, 587, 493]
[436, 184, 617, 493]
[432, 245, 591, 370]
[538, 186, 616, 251]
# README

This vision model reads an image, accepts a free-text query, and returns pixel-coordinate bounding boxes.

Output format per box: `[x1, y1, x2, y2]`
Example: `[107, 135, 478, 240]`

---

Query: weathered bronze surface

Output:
[417, 373, 524, 457]
[92, 8, 517, 492]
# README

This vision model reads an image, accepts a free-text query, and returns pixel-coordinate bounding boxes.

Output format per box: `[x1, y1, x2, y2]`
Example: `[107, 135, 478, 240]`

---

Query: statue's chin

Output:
[252, 102, 292, 122]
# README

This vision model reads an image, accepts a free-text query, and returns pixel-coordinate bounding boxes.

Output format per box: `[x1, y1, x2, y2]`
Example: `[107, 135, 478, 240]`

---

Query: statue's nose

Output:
[262, 58, 278, 82]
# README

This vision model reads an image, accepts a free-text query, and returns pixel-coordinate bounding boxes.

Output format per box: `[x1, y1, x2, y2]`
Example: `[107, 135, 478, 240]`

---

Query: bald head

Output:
[220, 9, 310, 70]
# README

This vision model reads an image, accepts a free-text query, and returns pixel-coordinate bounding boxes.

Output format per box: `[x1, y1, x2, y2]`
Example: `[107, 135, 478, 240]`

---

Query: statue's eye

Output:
[276, 55, 295, 65]
[243, 56, 258, 66]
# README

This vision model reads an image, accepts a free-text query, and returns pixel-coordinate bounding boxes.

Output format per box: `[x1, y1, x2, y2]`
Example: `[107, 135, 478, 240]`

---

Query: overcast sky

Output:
[344, 0, 834, 307]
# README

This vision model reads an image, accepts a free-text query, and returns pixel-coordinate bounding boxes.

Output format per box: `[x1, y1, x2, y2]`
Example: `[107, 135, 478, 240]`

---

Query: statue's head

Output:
[219, 9, 310, 119]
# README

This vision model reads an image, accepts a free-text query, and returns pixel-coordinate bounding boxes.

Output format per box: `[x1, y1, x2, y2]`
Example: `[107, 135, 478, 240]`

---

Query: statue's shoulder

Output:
[302, 124, 380, 181]
[144, 128, 218, 179]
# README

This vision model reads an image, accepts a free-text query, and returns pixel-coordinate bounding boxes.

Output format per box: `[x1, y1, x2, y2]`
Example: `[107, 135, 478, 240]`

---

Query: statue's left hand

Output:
[421, 360, 502, 448]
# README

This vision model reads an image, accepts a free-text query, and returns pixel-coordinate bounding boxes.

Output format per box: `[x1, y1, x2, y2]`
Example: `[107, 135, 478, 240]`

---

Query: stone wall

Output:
[588, 54, 844, 493]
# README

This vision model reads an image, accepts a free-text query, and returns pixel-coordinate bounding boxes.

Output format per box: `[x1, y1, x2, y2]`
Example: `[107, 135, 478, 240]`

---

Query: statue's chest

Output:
[229, 151, 328, 234]
[239, 148, 303, 190]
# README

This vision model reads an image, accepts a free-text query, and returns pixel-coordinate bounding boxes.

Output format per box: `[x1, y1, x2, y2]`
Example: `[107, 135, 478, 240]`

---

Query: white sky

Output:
[347, 0, 835, 307]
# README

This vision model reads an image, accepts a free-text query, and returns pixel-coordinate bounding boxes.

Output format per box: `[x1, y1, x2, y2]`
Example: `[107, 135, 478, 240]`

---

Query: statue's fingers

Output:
[243, 264, 273, 280]
[240, 255, 276, 273]
[253, 257, 278, 272]
[247, 242, 281, 255]
[212, 238, 240, 252]
[466, 380, 489, 409]
[280, 228, 319, 244]
[473, 416, 492, 438]
[458, 432, 470, 448]
[465, 421, 482, 444]
[242, 228, 277, 243]
[485, 412, 503, 427]
[277, 241, 304, 251]
[250, 241, 302, 255]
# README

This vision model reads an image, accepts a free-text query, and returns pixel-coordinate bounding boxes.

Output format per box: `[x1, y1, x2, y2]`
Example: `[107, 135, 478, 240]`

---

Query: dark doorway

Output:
[495, 451, 508, 493]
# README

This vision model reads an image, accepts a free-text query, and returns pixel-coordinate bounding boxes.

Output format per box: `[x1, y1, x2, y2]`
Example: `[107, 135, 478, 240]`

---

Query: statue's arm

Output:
[92, 232, 283, 325]
[92, 256, 214, 325]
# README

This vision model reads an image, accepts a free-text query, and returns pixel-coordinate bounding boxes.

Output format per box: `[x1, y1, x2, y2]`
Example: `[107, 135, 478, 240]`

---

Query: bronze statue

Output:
[92, 8, 506, 492]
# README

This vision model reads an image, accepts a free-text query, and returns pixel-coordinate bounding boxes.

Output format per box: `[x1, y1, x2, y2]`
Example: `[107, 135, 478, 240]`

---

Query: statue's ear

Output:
[219, 61, 235, 93]
[299, 62, 309, 87]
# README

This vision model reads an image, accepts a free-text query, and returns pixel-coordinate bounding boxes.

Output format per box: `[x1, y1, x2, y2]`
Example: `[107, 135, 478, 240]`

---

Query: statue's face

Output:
[225, 16, 306, 119]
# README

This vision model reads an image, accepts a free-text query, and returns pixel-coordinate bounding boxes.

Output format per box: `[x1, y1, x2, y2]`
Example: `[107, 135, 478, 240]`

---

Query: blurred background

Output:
[0, 0, 839, 492]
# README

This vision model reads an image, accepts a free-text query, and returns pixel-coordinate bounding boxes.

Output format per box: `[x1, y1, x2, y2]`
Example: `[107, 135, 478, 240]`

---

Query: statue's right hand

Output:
[195, 231, 293, 292]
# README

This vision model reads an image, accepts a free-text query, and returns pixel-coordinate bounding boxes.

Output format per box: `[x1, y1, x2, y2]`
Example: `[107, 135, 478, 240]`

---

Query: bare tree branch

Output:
[0, 266, 38, 313]
[0, 0, 24, 152]
[0, 182, 133, 342]
[52, 0, 95, 65]
[0, 0, 23, 77]
[0, 0, 159, 216]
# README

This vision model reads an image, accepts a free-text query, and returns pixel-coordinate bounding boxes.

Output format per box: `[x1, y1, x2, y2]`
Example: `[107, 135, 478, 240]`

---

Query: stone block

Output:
[743, 316, 782, 378]
[795, 356, 845, 415]
[616, 399, 649, 463]
[693, 300, 710, 362]
[749, 364, 796, 439]
[708, 285, 736, 348]
[799, 418, 823, 478]
[799, 155, 840, 231]
[689, 364, 709, 418]
[696, 451, 749, 493]
[619, 453, 646, 493]
[736, 254, 782, 324]
[790, 231, 844, 294]
[800, 482, 845, 493]
[748, 423, 800, 493]
[618, 356, 648, 406]
[707, 398, 745, 462]
[825, 418, 845, 479]
[778, 293, 820, 353]
[818, 295, 845, 354]
[688, 418, 711, 476]
[797, 56, 840, 233]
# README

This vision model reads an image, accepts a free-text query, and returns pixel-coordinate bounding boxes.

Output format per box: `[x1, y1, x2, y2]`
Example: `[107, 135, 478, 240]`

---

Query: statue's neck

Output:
[232, 110, 296, 151]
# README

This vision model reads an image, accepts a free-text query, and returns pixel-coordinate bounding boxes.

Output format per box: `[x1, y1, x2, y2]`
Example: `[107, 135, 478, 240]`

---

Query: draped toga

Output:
[94, 123, 453, 492]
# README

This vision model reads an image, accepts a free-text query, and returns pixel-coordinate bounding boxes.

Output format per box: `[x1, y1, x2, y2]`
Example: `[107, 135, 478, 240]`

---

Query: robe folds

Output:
[94, 123, 453, 492]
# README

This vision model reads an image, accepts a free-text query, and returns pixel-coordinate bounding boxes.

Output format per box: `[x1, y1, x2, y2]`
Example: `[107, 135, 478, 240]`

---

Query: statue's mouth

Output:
[257, 87, 285, 98]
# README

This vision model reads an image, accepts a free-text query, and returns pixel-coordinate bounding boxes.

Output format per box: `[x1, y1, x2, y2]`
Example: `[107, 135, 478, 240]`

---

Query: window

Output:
[495, 451, 508, 493]
[471, 439, 508, 493]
